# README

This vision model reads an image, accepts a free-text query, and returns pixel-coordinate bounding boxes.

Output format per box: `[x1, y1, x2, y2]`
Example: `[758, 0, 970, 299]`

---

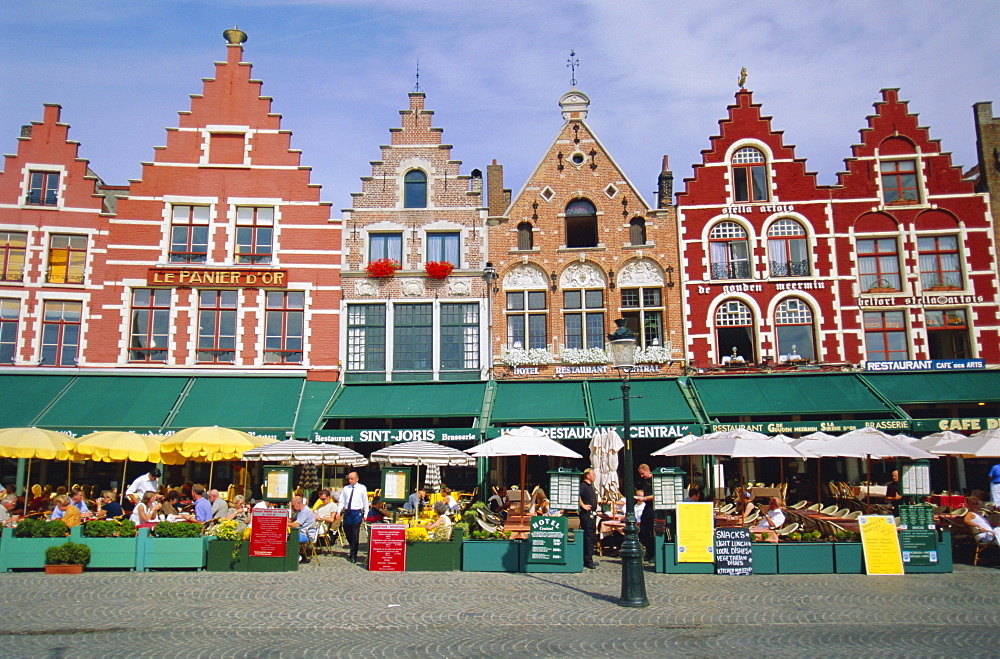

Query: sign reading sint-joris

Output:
[147, 268, 288, 287]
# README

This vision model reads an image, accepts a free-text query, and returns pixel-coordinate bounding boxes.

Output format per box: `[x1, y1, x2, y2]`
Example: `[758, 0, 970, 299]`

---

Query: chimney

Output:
[657, 155, 674, 208]
[487, 159, 506, 219]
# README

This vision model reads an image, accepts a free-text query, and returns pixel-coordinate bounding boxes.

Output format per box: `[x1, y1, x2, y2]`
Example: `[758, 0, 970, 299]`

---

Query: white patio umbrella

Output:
[241, 439, 367, 466]
[913, 431, 968, 495]
[933, 428, 1000, 458]
[790, 432, 837, 503]
[466, 426, 583, 516]
[370, 441, 475, 512]
[589, 428, 623, 502]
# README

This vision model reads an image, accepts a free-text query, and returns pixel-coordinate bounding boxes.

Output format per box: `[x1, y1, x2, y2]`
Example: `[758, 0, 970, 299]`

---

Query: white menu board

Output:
[549, 472, 580, 510]
[900, 463, 931, 496]
[653, 475, 685, 511]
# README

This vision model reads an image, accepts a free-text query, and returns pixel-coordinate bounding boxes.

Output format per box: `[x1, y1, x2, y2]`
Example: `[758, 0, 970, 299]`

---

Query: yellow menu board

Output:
[859, 515, 904, 575]
[676, 502, 715, 563]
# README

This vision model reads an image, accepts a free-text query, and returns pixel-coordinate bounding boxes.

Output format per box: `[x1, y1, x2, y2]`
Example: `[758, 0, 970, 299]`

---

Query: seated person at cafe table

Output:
[70, 487, 93, 519]
[751, 497, 786, 543]
[159, 491, 182, 517]
[684, 486, 703, 503]
[97, 490, 124, 519]
[366, 496, 388, 524]
[530, 487, 550, 516]
[425, 501, 454, 540]
[209, 489, 230, 519]
[735, 486, 755, 523]
[488, 487, 510, 519]
[402, 488, 427, 513]
[130, 491, 162, 527]
[51, 495, 82, 528]
[440, 488, 460, 513]
[288, 495, 317, 563]
[192, 485, 213, 522]
[0, 494, 20, 527]
[964, 497, 1000, 547]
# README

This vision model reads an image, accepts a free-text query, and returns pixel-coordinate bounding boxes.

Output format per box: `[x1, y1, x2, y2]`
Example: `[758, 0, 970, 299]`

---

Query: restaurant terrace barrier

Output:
[459, 531, 582, 573]
[206, 536, 299, 572]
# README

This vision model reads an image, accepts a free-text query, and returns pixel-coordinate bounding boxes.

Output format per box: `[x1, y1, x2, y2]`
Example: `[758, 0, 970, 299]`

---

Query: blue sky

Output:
[2, 1, 997, 211]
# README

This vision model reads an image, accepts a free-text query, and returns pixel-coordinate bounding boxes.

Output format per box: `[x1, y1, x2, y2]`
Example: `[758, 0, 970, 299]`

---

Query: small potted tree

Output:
[44, 541, 91, 574]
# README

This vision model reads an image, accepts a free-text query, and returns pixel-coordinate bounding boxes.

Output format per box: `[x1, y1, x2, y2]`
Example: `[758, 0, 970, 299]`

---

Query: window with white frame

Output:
[26, 171, 59, 206]
[565, 199, 598, 248]
[767, 219, 809, 277]
[0, 298, 19, 364]
[620, 288, 662, 348]
[710, 222, 751, 280]
[427, 232, 459, 265]
[917, 235, 961, 290]
[346, 304, 386, 372]
[197, 290, 237, 364]
[864, 310, 907, 361]
[40, 300, 82, 366]
[264, 291, 304, 364]
[394, 303, 433, 371]
[235, 207, 274, 264]
[774, 298, 815, 362]
[170, 205, 210, 263]
[440, 303, 479, 371]
[0, 232, 27, 282]
[731, 147, 768, 202]
[715, 300, 756, 364]
[858, 238, 901, 292]
[879, 159, 919, 204]
[129, 289, 170, 363]
[368, 233, 403, 264]
[404, 170, 427, 208]
[563, 288, 605, 350]
[925, 309, 969, 359]
[46, 234, 87, 284]
[506, 290, 547, 349]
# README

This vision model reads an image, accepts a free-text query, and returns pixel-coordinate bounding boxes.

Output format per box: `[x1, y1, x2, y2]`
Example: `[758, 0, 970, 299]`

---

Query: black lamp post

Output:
[607, 318, 649, 608]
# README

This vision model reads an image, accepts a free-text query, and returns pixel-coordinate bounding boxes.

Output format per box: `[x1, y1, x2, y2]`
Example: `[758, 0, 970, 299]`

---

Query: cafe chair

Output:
[951, 507, 968, 517]
[820, 505, 838, 515]
[300, 534, 320, 565]
[834, 508, 851, 518]
[844, 510, 862, 520]
[775, 523, 799, 538]
[789, 501, 809, 509]
[718, 503, 735, 514]
[314, 522, 334, 555]
[743, 511, 761, 526]
[806, 503, 822, 512]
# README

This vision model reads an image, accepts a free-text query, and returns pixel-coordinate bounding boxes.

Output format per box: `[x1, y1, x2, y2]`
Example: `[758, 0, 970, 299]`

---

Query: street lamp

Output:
[607, 318, 649, 608]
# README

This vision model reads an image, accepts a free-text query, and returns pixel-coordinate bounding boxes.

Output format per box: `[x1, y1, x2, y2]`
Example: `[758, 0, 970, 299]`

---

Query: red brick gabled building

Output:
[0, 104, 111, 366]
[489, 90, 682, 378]
[85, 30, 340, 378]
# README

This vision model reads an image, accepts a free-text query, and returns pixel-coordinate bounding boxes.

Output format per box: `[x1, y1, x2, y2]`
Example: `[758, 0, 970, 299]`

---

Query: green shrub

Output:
[13, 518, 39, 538]
[153, 521, 203, 538]
[44, 541, 91, 566]
[83, 520, 117, 537]
[118, 520, 137, 537]
[787, 532, 801, 542]
[41, 520, 70, 538]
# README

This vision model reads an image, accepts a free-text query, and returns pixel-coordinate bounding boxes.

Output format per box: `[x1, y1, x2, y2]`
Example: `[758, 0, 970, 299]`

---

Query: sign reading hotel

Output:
[147, 268, 289, 287]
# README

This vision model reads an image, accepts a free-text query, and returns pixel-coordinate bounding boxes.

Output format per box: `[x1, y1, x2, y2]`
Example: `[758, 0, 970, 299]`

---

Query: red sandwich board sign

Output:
[250, 507, 289, 558]
[368, 524, 406, 571]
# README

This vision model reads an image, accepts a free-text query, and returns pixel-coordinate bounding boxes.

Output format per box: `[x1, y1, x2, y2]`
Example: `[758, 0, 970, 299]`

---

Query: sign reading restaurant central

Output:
[146, 268, 289, 287]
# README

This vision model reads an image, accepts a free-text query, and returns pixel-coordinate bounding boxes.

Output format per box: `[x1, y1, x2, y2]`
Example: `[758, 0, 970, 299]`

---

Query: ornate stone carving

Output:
[504, 264, 547, 290]
[400, 279, 424, 297]
[447, 279, 471, 296]
[355, 280, 378, 297]
[560, 262, 605, 289]
[619, 259, 664, 286]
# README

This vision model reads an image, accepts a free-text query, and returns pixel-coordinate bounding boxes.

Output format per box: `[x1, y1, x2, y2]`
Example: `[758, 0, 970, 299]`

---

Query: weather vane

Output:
[567, 50, 579, 87]
[738, 67, 747, 89]
[414, 59, 421, 93]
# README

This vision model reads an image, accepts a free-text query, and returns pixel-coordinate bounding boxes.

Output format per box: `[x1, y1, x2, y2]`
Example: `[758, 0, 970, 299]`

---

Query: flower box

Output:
[44, 564, 83, 574]
[776, 542, 834, 574]
[521, 529, 583, 573]
[750, 542, 778, 574]
[406, 527, 464, 571]
[461, 538, 523, 572]
[72, 525, 137, 571]
[0, 528, 68, 571]
[833, 542, 865, 574]
[424, 261, 454, 280]
[206, 539, 249, 572]
[366, 258, 401, 278]
[135, 528, 208, 571]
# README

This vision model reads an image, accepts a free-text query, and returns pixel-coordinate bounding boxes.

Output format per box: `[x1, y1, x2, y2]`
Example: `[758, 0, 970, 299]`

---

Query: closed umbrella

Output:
[242, 439, 367, 466]
[589, 429, 623, 503]
[0, 427, 74, 514]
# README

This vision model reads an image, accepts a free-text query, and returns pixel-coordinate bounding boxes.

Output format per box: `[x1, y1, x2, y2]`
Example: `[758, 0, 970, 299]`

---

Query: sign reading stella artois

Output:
[146, 268, 288, 287]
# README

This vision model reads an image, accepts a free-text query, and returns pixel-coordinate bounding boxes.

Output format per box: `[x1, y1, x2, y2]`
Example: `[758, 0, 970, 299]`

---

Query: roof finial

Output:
[738, 66, 747, 89]
[567, 50, 579, 87]
[414, 59, 421, 93]
[223, 25, 247, 45]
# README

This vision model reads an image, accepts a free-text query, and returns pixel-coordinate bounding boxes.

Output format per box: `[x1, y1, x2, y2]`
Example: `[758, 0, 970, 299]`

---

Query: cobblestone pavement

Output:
[3, 551, 1000, 658]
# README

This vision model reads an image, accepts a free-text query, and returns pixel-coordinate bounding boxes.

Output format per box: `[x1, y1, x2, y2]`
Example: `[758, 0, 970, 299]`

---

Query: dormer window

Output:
[565, 199, 598, 248]
[404, 170, 427, 208]
[27, 171, 59, 206]
[880, 159, 919, 204]
[731, 147, 768, 203]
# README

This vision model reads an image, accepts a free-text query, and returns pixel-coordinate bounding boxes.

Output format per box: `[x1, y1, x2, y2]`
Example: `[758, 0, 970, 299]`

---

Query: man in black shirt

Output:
[578, 468, 598, 569]
[636, 464, 654, 561]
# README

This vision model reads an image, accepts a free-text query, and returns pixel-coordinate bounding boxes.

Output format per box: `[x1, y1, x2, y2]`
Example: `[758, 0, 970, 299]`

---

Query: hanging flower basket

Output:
[366, 258, 401, 278]
[424, 261, 454, 280]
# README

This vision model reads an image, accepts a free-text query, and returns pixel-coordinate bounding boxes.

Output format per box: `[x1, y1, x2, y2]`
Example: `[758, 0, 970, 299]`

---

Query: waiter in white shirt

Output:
[334, 471, 369, 564]
[125, 469, 160, 504]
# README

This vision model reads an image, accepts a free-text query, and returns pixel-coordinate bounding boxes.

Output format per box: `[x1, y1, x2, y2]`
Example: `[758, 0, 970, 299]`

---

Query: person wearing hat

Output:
[125, 468, 161, 505]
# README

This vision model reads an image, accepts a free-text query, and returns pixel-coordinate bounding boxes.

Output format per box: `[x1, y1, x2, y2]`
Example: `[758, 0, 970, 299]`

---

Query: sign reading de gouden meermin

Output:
[147, 268, 288, 288]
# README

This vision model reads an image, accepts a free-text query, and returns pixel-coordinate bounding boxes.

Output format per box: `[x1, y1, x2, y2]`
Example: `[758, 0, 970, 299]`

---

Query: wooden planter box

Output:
[461, 538, 522, 572]
[72, 526, 137, 571]
[44, 564, 83, 574]
[521, 530, 583, 573]
[406, 528, 464, 571]
[135, 528, 208, 571]
[777, 542, 835, 574]
[0, 528, 69, 571]
[833, 542, 865, 574]
[750, 542, 778, 574]
[654, 534, 713, 574]
[206, 539, 249, 572]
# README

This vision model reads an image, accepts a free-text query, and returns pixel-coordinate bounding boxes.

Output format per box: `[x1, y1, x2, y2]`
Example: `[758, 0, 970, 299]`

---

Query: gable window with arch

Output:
[925, 309, 969, 359]
[858, 238, 901, 292]
[517, 222, 533, 250]
[709, 221, 751, 280]
[404, 170, 427, 208]
[715, 300, 756, 364]
[426, 232, 459, 265]
[565, 199, 598, 248]
[731, 147, 768, 203]
[918, 235, 961, 290]
[774, 298, 816, 363]
[767, 219, 809, 277]
[629, 217, 647, 246]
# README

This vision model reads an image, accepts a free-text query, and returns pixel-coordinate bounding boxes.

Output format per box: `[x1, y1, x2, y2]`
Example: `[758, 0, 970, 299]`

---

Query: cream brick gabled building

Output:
[341, 92, 489, 382]
[487, 90, 683, 379]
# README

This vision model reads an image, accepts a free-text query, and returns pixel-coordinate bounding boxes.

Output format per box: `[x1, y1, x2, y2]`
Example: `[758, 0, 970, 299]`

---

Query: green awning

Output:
[165, 376, 305, 433]
[491, 381, 588, 424]
[863, 371, 1000, 405]
[0, 374, 75, 427]
[589, 379, 700, 425]
[36, 375, 190, 433]
[323, 382, 486, 420]
[292, 380, 339, 439]
[691, 373, 897, 418]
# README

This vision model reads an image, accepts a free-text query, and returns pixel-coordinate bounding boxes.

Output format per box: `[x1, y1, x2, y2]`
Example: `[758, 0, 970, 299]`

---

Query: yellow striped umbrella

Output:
[69, 431, 185, 503]
[160, 427, 272, 489]
[0, 427, 74, 514]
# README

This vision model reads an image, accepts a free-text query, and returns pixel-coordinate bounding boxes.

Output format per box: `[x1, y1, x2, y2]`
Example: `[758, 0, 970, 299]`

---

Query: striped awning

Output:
[241, 439, 367, 466]
[369, 440, 475, 467]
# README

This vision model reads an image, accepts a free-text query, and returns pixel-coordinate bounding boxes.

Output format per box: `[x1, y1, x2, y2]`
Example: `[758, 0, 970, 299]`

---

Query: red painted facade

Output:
[678, 88, 999, 370]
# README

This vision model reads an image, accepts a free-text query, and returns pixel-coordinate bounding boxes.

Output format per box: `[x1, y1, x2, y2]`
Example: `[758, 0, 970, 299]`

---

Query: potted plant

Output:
[77, 519, 139, 570]
[136, 521, 207, 571]
[0, 519, 70, 571]
[44, 541, 91, 574]
[365, 258, 401, 278]
[424, 261, 454, 280]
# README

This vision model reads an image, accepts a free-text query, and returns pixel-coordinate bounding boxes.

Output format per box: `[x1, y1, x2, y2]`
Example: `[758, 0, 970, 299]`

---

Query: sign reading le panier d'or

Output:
[147, 268, 289, 288]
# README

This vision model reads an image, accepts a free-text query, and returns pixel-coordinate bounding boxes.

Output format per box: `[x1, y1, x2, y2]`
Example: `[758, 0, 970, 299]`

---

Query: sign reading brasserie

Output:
[147, 268, 289, 287]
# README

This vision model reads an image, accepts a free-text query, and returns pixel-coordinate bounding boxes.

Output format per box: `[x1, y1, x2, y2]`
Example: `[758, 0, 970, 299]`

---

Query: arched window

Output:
[731, 147, 768, 202]
[403, 170, 427, 208]
[629, 217, 647, 246]
[775, 298, 815, 362]
[715, 300, 756, 364]
[767, 219, 809, 277]
[709, 222, 750, 280]
[517, 222, 533, 250]
[565, 199, 598, 248]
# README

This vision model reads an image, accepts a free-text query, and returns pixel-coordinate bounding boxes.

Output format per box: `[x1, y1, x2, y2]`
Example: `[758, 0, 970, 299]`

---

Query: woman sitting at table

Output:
[160, 490, 183, 517]
[530, 487, 550, 516]
[225, 495, 250, 532]
[751, 497, 785, 543]
[130, 491, 161, 528]
[440, 488, 460, 513]
[51, 495, 82, 528]
[425, 501, 453, 541]
[735, 486, 755, 523]
[964, 497, 1000, 547]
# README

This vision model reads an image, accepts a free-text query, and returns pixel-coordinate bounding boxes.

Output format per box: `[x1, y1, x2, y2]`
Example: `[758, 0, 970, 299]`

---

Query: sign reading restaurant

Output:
[865, 359, 985, 372]
[146, 268, 289, 287]
[312, 425, 698, 443]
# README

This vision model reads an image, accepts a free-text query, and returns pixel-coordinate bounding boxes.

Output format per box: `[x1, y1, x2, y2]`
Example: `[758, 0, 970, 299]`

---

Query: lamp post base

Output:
[618, 522, 649, 608]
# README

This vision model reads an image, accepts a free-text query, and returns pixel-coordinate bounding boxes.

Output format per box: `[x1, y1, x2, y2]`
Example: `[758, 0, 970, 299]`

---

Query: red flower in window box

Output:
[424, 261, 454, 280]
[365, 258, 401, 278]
